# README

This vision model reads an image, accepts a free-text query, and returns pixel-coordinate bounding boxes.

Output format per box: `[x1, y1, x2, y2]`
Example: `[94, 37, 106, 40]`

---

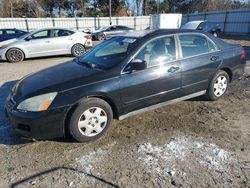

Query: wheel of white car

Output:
[69, 98, 113, 142]
[205, 70, 229, 101]
[98, 33, 105, 41]
[71, 44, 86, 57]
[6, 48, 25, 63]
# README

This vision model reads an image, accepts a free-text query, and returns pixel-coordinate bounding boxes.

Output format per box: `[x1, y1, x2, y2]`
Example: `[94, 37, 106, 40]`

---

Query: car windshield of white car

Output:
[79, 36, 138, 69]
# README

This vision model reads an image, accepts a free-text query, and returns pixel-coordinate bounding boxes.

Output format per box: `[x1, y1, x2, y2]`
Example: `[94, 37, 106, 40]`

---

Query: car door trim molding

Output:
[124, 87, 181, 105]
[118, 90, 206, 120]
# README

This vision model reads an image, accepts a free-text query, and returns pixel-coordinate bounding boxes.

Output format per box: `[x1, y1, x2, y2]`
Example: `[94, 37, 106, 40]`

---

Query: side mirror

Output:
[197, 27, 203, 30]
[25, 36, 32, 41]
[124, 59, 147, 73]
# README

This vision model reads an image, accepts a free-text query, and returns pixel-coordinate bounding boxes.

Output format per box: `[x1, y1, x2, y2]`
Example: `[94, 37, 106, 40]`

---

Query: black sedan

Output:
[5, 29, 246, 142]
[91, 25, 134, 41]
[0, 28, 27, 42]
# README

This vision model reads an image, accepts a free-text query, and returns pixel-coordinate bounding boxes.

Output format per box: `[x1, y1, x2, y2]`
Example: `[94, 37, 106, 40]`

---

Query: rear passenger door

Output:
[49, 29, 75, 55]
[178, 34, 222, 95]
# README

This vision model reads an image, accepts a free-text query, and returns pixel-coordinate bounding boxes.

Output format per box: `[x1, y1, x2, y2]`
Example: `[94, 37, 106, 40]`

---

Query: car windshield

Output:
[79, 36, 138, 69]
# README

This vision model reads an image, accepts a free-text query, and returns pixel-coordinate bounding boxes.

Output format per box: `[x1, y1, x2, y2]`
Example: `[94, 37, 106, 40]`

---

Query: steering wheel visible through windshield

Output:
[79, 36, 137, 69]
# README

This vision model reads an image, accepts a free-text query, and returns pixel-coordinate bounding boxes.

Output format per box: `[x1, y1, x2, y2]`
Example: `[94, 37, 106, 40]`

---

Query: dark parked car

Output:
[181, 21, 222, 37]
[5, 29, 246, 142]
[0, 28, 27, 42]
[91, 25, 133, 40]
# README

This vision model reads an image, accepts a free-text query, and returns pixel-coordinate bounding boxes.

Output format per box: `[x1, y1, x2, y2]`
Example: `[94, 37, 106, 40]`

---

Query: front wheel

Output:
[6, 48, 24, 63]
[69, 98, 113, 142]
[71, 44, 86, 57]
[205, 70, 229, 101]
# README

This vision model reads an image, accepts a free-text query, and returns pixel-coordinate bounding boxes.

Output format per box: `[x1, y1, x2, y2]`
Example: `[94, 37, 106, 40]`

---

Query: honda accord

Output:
[5, 29, 246, 142]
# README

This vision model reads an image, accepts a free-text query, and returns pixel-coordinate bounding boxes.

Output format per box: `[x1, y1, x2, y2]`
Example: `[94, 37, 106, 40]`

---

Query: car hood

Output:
[14, 60, 104, 100]
[0, 38, 18, 46]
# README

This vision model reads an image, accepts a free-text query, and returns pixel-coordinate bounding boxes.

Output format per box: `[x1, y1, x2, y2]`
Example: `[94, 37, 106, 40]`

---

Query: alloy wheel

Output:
[8, 50, 23, 62]
[74, 44, 85, 56]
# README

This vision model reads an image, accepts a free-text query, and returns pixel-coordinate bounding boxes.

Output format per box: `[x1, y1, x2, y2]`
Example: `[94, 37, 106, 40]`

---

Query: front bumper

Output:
[0, 48, 7, 61]
[5, 97, 70, 140]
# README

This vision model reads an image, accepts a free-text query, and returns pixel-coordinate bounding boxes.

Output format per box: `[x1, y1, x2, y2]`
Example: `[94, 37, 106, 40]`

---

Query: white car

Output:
[0, 27, 92, 63]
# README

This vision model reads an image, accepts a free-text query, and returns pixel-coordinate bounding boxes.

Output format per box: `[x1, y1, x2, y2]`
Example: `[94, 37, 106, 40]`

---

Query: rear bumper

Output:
[5, 102, 70, 140]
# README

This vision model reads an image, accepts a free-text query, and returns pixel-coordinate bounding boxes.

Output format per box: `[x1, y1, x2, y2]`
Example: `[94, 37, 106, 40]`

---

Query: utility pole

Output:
[109, 0, 112, 25]
[156, 0, 159, 14]
[10, 0, 13, 17]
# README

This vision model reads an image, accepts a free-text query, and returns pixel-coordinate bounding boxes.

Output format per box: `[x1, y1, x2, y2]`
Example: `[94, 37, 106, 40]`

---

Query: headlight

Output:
[17, 92, 57, 112]
[0, 45, 8, 49]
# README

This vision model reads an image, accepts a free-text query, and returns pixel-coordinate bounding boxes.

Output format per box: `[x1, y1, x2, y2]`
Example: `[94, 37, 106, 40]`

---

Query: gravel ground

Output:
[0, 36, 250, 188]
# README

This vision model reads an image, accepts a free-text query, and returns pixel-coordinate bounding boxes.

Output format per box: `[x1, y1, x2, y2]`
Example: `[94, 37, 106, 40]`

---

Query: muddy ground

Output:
[0, 35, 250, 188]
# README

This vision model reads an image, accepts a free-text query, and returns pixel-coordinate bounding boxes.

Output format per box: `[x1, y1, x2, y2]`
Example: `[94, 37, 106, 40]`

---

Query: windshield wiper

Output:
[74, 58, 97, 69]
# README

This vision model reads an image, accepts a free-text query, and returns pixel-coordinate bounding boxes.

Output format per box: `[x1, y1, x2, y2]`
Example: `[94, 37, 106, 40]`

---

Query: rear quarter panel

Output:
[220, 45, 245, 81]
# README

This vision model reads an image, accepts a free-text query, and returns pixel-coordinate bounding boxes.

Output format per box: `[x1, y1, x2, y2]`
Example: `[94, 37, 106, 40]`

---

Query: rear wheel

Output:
[98, 33, 105, 41]
[205, 70, 229, 101]
[69, 98, 113, 142]
[6, 48, 24, 63]
[71, 44, 86, 57]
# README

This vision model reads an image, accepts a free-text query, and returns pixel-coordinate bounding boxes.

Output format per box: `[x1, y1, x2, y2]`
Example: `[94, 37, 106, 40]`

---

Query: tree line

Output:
[0, 0, 249, 18]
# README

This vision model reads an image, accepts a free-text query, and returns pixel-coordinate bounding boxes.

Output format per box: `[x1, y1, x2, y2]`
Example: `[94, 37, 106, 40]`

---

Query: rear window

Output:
[179, 34, 218, 58]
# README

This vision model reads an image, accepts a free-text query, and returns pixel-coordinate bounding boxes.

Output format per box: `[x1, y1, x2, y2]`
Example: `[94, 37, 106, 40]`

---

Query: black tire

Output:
[98, 32, 105, 41]
[71, 44, 86, 57]
[205, 70, 230, 101]
[6, 48, 24, 63]
[69, 98, 113, 142]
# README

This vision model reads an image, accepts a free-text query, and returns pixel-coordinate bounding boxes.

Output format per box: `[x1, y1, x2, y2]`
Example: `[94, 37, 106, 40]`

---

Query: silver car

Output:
[0, 27, 92, 63]
[91, 25, 134, 41]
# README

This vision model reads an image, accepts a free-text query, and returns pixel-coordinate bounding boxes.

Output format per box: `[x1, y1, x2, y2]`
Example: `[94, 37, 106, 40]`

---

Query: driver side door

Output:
[119, 35, 182, 114]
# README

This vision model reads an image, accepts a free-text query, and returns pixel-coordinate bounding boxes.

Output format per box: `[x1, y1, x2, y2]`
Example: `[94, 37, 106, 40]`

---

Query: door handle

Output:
[210, 56, 218, 61]
[68, 38, 73, 40]
[168, 66, 180, 73]
[45, 41, 50, 43]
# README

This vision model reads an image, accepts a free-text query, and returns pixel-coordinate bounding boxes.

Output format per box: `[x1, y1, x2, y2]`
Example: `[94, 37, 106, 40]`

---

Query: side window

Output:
[31, 30, 50, 39]
[0, 30, 3, 35]
[179, 34, 217, 58]
[53, 29, 74, 37]
[6, 30, 15, 34]
[134, 36, 176, 67]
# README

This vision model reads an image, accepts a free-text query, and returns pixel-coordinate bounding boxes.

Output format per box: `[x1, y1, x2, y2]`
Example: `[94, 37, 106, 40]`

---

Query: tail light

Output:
[241, 48, 246, 60]
[84, 35, 92, 40]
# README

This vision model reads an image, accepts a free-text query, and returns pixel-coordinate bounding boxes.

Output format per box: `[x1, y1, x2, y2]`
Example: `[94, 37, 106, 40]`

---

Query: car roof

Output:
[120, 29, 208, 38]
[30, 27, 76, 33]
